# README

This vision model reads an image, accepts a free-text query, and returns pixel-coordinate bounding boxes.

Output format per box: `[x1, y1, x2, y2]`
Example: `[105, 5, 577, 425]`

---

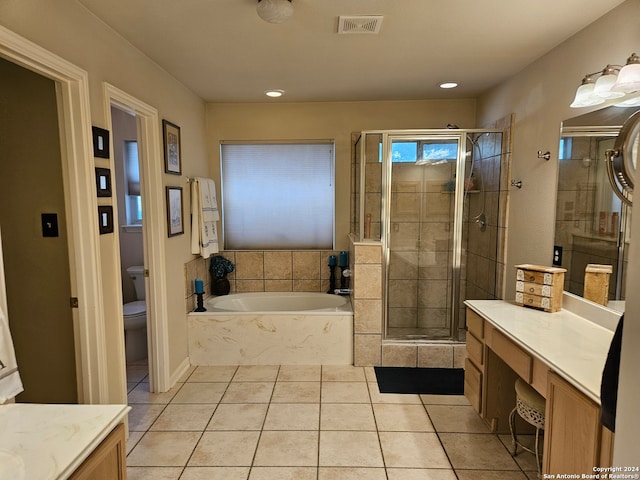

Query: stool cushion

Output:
[515, 378, 546, 414]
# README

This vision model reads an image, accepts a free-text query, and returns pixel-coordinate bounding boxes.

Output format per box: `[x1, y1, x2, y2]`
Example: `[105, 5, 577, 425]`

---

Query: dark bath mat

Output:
[374, 367, 465, 395]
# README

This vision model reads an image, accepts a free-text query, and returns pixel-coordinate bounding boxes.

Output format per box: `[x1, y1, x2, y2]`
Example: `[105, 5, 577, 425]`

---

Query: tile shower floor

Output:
[126, 364, 539, 480]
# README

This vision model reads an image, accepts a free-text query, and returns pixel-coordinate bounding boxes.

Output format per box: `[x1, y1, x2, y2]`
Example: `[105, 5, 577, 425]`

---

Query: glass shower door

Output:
[385, 135, 463, 340]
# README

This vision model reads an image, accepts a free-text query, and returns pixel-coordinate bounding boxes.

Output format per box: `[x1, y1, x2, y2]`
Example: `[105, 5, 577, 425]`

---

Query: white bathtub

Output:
[206, 291, 350, 313]
[188, 292, 353, 365]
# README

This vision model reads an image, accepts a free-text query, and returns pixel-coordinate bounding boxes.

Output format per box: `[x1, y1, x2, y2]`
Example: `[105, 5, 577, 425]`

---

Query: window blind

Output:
[221, 142, 335, 249]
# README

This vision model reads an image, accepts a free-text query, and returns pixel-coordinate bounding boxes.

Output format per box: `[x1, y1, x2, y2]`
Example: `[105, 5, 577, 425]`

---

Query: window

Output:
[379, 140, 459, 163]
[124, 140, 142, 225]
[220, 142, 335, 249]
[558, 137, 572, 160]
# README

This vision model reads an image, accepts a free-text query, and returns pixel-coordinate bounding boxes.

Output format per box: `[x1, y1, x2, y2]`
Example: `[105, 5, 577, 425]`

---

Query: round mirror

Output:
[607, 109, 639, 205]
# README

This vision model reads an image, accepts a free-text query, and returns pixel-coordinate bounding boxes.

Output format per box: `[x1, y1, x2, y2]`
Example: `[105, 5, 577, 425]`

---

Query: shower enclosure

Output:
[352, 129, 506, 342]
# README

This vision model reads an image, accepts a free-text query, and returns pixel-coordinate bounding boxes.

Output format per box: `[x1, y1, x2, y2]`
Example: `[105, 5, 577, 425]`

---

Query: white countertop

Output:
[465, 298, 622, 404]
[0, 403, 130, 480]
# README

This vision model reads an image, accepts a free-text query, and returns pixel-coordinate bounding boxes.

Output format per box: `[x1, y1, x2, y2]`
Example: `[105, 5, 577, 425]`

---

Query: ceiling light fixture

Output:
[570, 53, 640, 108]
[256, 0, 293, 24]
[265, 89, 285, 98]
[439, 82, 458, 89]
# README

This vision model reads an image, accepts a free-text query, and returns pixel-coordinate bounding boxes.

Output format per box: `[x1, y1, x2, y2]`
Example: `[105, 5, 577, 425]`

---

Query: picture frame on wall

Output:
[92, 126, 110, 159]
[166, 186, 184, 237]
[95, 167, 112, 197]
[162, 119, 181, 175]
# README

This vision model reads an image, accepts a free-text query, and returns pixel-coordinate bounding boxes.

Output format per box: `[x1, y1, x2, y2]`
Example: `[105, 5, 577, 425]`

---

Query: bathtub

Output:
[187, 292, 353, 365]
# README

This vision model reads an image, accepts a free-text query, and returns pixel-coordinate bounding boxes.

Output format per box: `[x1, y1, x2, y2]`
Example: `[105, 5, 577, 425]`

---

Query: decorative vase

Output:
[211, 276, 230, 296]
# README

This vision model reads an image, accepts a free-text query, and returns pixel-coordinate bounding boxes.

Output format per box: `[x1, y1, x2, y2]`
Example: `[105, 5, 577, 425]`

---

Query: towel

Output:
[191, 177, 220, 258]
[0, 306, 23, 403]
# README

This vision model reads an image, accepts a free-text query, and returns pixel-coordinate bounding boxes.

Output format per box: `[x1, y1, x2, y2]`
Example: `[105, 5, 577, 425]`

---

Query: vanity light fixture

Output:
[612, 53, 640, 93]
[256, 0, 293, 24]
[264, 89, 285, 98]
[570, 53, 640, 108]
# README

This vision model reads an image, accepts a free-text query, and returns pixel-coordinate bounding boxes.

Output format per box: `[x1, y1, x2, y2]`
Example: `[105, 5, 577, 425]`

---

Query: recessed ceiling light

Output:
[439, 82, 458, 89]
[265, 89, 285, 97]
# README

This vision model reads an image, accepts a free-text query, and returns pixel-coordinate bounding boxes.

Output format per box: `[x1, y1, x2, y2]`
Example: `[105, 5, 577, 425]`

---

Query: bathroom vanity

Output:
[0, 403, 129, 479]
[465, 293, 619, 475]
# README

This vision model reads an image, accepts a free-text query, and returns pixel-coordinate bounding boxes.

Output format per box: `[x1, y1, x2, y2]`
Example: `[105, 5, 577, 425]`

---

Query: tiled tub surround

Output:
[187, 294, 353, 365]
[184, 250, 343, 313]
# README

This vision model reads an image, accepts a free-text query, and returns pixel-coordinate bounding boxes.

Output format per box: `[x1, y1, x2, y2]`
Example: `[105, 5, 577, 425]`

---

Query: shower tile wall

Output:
[463, 127, 510, 306]
[464, 115, 512, 311]
[351, 239, 466, 368]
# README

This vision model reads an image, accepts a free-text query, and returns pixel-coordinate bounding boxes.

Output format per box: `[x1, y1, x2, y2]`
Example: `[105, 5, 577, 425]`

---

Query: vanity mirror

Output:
[555, 106, 639, 308]
[605, 110, 638, 206]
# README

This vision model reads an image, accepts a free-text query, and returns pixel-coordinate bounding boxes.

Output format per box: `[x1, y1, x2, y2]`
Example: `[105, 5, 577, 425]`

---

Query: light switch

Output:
[41, 213, 59, 237]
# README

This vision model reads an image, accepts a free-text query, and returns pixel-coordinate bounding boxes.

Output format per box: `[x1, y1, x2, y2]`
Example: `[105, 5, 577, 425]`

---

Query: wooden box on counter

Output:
[515, 264, 566, 313]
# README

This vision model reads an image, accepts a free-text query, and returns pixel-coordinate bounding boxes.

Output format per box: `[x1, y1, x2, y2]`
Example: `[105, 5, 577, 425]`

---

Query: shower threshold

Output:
[383, 335, 466, 345]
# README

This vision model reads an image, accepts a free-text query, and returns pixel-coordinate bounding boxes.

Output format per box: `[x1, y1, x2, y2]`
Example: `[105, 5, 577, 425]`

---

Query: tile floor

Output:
[126, 364, 539, 480]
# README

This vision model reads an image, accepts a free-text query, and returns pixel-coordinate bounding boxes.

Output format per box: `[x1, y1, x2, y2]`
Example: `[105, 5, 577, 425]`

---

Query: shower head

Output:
[446, 124, 459, 129]
[467, 133, 480, 146]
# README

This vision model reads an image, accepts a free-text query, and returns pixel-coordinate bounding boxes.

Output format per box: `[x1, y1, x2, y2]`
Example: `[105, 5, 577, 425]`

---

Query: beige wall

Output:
[0, 59, 77, 403]
[476, 0, 640, 299]
[206, 99, 476, 251]
[0, 0, 209, 390]
[476, 0, 640, 464]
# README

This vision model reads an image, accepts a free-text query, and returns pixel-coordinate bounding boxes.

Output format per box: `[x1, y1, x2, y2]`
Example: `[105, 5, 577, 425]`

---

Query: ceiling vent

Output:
[338, 15, 384, 34]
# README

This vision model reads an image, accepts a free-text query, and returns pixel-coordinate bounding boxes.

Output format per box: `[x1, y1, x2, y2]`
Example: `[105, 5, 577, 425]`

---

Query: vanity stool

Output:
[509, 377, 546, 474]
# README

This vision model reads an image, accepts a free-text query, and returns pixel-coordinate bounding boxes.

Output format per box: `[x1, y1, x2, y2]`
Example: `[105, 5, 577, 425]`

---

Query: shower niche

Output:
[352, 128, 510, 342]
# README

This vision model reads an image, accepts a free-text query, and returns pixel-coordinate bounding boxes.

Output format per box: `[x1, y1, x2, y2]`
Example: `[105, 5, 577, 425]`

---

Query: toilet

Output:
[123, 265, 147, 363]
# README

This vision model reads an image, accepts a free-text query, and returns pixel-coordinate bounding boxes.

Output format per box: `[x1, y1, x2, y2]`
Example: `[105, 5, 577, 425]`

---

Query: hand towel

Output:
[191, 177, 220, 258]
[0, 306, 23, 403]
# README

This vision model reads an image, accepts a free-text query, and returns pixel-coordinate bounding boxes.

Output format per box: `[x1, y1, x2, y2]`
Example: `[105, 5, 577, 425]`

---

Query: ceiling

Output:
[78, 0, 626, 103]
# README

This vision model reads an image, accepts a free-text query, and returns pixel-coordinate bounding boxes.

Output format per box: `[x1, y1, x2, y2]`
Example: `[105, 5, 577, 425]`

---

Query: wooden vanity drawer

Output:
[464, 357, 482, 414]
[466, 332, 484, 367]
[531, 356, 550, 397]
[466, 309, 484, 339]
[487, 327, 532, 382]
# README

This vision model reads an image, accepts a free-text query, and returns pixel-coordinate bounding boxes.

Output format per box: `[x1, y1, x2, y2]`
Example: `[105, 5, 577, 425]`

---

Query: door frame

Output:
[0, 25, 108, 403]
[103, 83, 171, 393]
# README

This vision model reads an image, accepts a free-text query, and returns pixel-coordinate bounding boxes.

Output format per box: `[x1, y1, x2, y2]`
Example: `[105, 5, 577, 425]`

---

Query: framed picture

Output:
[166, 186, 184, 237]
[92, 126, 110, 158]
[95, 167, 112, 197]
[97, 206, 114, 234]
[162, 119, 181, 175]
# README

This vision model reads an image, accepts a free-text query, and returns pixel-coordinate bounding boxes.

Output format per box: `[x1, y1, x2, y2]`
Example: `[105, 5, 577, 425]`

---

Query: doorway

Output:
[105, 84, 171, 394]
[110, 106, 150, 389]
[0, 58, 78, 403]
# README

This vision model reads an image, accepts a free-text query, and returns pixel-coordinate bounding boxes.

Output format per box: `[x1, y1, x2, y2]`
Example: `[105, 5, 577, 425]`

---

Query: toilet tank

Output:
[126, 265, 146, 301]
